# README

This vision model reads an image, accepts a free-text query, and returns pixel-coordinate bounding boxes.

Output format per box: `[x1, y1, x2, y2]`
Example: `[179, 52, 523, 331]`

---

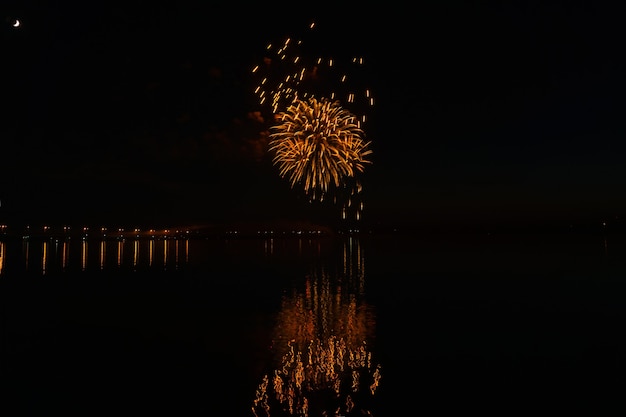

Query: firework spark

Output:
[250, 20, 374, 128]
[269, 97, 372, 205]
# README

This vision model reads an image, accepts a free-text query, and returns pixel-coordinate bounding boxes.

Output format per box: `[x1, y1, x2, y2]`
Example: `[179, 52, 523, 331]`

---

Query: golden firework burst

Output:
[268, 97, 372, 203]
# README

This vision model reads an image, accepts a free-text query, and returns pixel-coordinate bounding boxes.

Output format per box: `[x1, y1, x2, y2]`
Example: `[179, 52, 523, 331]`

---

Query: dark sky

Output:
[1, 1, 625, 232]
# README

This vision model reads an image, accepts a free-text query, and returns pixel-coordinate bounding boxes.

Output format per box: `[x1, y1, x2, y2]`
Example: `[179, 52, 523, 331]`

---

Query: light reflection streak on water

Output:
[54, 240, 59, 268]
[3, 235, 342, 277]
[81, 240, 88, 271]
[42, 240, 47, 275]
[99, 240, 106, 270]
[0, 241, 4, 274]
[23, 240, 29, 271]
[62, 240, 69, 271]
[1, 237, 191, 273]
[251, 237, 380, 417]
[133, 239, 139, 269]
[163, 239, 168, 269]
[117, 240, 123, 267]
[264, 238, 274, 256]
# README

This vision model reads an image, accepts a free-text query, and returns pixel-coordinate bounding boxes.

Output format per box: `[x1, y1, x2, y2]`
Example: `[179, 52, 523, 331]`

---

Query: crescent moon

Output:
[12, 19, 20, 28]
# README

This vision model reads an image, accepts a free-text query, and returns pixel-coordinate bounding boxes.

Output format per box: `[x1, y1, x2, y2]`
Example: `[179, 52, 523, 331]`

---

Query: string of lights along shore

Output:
[251, 20, 375, 224]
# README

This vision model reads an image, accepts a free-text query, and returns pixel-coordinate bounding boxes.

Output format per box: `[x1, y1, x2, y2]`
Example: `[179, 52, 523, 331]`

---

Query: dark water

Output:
[2, 232, 626, 415]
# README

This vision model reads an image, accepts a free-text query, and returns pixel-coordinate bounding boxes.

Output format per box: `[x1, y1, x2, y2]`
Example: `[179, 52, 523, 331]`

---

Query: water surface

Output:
[2, 232, 626, 415]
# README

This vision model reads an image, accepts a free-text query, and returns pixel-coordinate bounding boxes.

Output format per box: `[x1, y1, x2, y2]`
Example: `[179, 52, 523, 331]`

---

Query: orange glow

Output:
[251, 238, 379, 416]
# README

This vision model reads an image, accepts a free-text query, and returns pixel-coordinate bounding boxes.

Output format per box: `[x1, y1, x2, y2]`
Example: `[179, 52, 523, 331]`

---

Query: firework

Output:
[269, 97, 372, 204]
[254, 20, 375, 223]
[250, 20, 375, 127]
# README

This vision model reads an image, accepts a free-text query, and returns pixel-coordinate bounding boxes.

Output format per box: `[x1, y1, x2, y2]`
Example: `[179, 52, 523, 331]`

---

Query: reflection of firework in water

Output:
[268, 97, 372, 210]
[251, 336, 381, 417]
[250, 21, 375, 126]
[251, 238, 380, 416]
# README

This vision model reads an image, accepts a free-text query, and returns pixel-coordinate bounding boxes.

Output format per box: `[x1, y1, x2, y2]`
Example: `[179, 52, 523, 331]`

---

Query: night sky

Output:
[2, 1, 625, 232]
